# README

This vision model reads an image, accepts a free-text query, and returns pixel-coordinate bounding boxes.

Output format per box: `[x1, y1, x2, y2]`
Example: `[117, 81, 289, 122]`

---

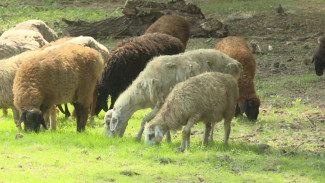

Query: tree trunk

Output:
[62, 0, 228, 38]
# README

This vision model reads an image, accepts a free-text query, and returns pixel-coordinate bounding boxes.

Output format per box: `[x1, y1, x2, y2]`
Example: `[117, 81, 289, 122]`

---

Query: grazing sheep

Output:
[144, 72, 239, 152]
[13, 44, 104, 132]
[94, 33, 185, 115]
[215, 36, 260, 121]
[0, 20, 58, 60]
[313, 36, 325, 76]
[144, 15, 191, 47]
[104, 49, 242, 141]
[0, 51, 38, 129]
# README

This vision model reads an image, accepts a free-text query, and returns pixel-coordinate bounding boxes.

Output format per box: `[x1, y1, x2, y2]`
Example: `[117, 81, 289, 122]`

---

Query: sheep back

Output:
[9, 20, 58, 42]
[41, 36, 109, 63]
[95, 33, 185, 113]
[13, 44, 104, 112]
[215, 36, 260, 120]
[314, 36, 325, 76]
[144, 15, 190, 47]
[0, 30, 48, 60]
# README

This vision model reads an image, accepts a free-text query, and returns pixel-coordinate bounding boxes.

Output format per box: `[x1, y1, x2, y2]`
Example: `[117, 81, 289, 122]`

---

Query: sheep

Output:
[94, 33, 185, 115]
[7, 20, 58, 43]
[41, 36, 109, 63]
[0, 20, 58, 60]
[144, 15, 191, 47]
[104, 49, 243, 141]
[13, 44, 104, 132]
[0, 51, 38, 129]
[215, 36, 260, 121]
[40, 36, 110, 117]
[144, 72, 239, 152]
[313, 36, 325, 76]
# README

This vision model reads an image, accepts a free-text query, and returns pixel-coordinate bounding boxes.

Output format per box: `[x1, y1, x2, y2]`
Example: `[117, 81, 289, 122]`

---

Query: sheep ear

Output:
[17, 110, 27, 127]
[104, 110, 113, 126]
[240, 100, 247, 114]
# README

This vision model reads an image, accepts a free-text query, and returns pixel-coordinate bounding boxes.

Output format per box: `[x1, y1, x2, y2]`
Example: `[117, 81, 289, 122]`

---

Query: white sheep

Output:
[144, 72, 239, 152]
[13, 44, 104, 132]
[0, 51, 37, 129]
[0, 20, 58, 60]
[104, 49, 242, 141]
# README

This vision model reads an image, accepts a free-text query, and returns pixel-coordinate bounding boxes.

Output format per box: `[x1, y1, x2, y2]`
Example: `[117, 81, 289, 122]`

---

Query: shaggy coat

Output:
[104, 49, 242, 140]
[314, 36, 325, 76]
[95, 33, 185, 115]
[0, 20, 58, 60]
[145, 15, 191, 47]
[215, 36, 260, 121]
[0, 51, 37, 128]
[13, 44, 104, 132]
[144, 72, 239, 152]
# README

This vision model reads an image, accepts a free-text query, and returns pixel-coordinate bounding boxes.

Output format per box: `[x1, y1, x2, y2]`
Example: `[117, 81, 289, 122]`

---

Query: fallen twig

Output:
[281, 142, 304, 156]
[306, 116, 317, 127]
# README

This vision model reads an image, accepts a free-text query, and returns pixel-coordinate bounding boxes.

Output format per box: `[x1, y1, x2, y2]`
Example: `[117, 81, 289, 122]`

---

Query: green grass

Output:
[1, 101, 325, 182]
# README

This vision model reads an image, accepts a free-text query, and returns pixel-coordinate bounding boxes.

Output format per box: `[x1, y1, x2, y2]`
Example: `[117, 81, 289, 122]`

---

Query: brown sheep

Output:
[13, 44, 104, 132]
[144, 15, 190, 47]
[215, 36, 260, 121]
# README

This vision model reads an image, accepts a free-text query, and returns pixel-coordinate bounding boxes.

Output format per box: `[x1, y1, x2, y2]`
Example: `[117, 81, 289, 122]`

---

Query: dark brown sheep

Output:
[94, 33, 185, 115]
[215, 36, 260, 121]
[313, 36, 325, 76]
[144, 15, 190, 47]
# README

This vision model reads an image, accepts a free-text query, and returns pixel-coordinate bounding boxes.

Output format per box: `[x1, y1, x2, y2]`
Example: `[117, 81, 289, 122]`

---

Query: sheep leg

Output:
[12, 108, 21, 130]
[109, 95, 117, 110]
[209, 122, 217, 141]
[202, 122, 212, 146]
[165, 131, 171, 142]
[224, 119, 231, 145]
[90, 87, 98, 117]
[74, 103, 89, 132]
[49, 106, 57, 130]
[179, 116, 197, 152]
[3, 108, 8, 116]
[64, 104, 70, 118]
[135, 105, 161, 141]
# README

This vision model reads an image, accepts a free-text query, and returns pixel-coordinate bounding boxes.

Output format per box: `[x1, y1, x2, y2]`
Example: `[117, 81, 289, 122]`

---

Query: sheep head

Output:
[240, 99, 260, 121]
[103, 108, 128, 138]
[16, 108, 47, 132]
[144, 124, 164, 145]
[313, 36, 325, 76]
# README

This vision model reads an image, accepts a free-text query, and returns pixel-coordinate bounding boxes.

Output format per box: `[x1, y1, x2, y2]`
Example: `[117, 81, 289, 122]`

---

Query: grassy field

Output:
[1, 0, 325, 182]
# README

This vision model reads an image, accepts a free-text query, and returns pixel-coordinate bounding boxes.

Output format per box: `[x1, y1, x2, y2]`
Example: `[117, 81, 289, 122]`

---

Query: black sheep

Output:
[314, 36, 325, 76]
[94, 33, 185, 115]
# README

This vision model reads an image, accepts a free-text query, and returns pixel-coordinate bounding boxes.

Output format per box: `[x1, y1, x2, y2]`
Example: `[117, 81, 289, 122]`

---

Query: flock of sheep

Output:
[0, 15, 324, 152]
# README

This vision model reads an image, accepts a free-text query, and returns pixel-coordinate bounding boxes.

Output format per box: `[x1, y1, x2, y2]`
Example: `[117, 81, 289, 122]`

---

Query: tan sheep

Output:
[144, 72, 239, 152]
[13, 44, 104, 132]
[104, 49, 242, 141]
[215, 36, 260, 121]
